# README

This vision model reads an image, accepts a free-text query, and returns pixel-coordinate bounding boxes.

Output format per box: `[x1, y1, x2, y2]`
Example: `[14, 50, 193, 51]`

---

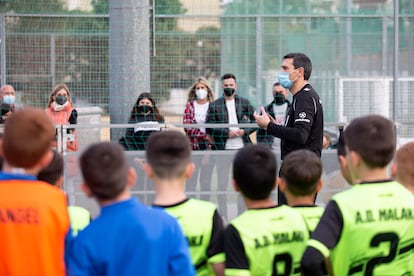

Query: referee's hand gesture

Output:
[254, 106, 275, 130]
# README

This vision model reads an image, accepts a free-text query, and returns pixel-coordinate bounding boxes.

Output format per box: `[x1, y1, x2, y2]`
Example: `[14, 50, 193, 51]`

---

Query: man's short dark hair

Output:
[221, 73, 237, 82]
[233, 144, 277, 200]
[80, 142, 129, 201]
[146, 131, 192, 179]
[344, 114, 395, 168]
[283, 52, 312, 81]
[273, 82, 281, 87]
[279, 149, 322, 196]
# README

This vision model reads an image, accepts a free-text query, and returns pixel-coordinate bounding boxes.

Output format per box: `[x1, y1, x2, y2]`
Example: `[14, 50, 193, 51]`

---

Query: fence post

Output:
[0, 14, 6, 86]
[109, 0, 151, 141]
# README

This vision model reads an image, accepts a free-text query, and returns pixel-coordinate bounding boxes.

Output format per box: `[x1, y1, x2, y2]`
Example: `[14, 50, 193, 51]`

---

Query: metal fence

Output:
[0, 10, 413, 132]
[60, 122, 349, 222]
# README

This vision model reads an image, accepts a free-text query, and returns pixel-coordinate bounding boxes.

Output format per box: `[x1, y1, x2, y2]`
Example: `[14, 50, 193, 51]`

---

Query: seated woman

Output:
[44, 83, 78, 152]
[119, 92, 164, 150]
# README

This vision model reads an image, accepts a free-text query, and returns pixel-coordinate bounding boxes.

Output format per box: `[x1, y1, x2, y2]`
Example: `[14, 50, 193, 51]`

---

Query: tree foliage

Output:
[0, 0, 65, 13]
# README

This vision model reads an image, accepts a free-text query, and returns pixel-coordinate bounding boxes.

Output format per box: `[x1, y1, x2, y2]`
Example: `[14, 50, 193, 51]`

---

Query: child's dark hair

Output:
[279, 149, 322, 196]
[344, 115, 395, 168]
[38, 150, 64, 185]
[233, 144, 277, 200]
[80, 142, 129, 200]
[145, 131, 192, 179]
[336, 126, 346, 158]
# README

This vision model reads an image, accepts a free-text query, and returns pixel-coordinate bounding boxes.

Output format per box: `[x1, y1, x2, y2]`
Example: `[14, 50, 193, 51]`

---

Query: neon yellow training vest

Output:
[227, 205, 309, 276]
[164, 198, 224, 276]
[331, 181, 414, 275]
[68, 205, 90, 236]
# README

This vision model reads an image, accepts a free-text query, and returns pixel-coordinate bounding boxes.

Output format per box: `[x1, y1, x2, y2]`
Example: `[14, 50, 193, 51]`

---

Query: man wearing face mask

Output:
[254, 52, 324, 205]
[256, 82, 290, 149]
[0, 85, 17, 124]
[205, 73, 256, 217]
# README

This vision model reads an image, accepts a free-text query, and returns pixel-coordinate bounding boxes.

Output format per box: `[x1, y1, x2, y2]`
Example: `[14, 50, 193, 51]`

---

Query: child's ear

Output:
[184, 162, 195, 180]
[390, 161, 397, 179]
[39, 149, 53, 169]
[231, 179, 240, 192]
[143, 163, 153, 179]
[315, 179, 323, 193]
[127, 167, 136, 188]
[277, 177, 287, 193]
[81, 183, 93, 198]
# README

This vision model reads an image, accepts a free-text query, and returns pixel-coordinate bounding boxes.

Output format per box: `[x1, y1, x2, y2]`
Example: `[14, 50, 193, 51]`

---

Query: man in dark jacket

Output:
[206, 73, 256, 217]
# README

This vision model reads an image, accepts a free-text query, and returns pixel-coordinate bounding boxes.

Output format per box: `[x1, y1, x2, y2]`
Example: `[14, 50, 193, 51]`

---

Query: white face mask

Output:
[195, 89, 208, 100]
[2, 95, 15, 105]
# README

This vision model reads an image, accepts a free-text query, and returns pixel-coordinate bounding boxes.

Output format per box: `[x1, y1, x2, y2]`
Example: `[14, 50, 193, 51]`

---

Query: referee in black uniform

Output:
[254, 52, 324, 205]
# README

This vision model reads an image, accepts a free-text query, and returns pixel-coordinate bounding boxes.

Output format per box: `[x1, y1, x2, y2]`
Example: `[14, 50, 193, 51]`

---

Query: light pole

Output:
[197, 40, 203, 76]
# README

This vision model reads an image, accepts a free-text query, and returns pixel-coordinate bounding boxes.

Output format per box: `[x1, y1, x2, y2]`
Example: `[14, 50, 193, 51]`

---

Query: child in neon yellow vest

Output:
[302, 115, 414, 275]
[225, 144, 309, 276]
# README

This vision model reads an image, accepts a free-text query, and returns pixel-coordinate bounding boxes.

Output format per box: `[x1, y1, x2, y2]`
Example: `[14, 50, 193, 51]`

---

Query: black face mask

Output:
[223, 88, 235, 97]
[273, 94, 286, 105]
[137, 105, 153, 114]
[55, 95, 67, 105]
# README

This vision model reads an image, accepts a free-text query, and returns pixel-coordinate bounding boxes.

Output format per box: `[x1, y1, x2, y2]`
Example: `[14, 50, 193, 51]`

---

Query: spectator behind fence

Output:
[301, 114, 414, 275]
[183, 77, 215, 201]
[0, 108, 71, 275]
[391, 141, 414, 193]
[119, 92, 164, 151]
[256, 82, 290, 149]
[37, 149, 91, 236]
[254, 52, 324, 205]
[0, 84, 17, 124]
[145, 131, 225, 276]
[66, 142, 194, 276]
[225, 144, 309, 275]
[45, 83, 78, 152]
[205, 73, 256, 216]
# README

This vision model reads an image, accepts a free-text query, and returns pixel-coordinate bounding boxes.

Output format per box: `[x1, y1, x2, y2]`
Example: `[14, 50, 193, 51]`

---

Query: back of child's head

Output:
[394, 141, 414, 186]
[80, 142, 129, 201]
[3, 108, 55, 168]
[233, 144, 277, 200]
[279, 149, 322, 196]
[344, 114, 395, 168]
[145, 131, 192, 179]
[38, 149, 64, 186]
[336, 127, 346, 158]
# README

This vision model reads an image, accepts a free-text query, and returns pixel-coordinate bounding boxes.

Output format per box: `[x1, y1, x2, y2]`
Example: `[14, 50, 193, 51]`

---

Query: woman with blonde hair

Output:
[45, 83, 78, 152]
[183, 76, 215, 200]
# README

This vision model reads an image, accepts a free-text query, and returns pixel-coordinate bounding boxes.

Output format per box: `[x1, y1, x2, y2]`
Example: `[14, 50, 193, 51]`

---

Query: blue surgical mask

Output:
[278, 72, 293, 89]
[2, 95, 15, 105]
